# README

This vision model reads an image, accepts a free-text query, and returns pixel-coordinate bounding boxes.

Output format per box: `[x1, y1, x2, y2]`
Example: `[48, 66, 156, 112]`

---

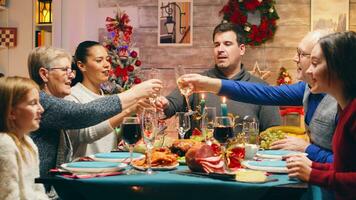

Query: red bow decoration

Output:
[105, 13, 133, 44]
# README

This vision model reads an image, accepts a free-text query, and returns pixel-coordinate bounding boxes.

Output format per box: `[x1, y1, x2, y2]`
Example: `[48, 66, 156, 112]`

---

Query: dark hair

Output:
[212, 22, 245, 45]
[72, 41, 101, 86]
[319, 31, 356, 98]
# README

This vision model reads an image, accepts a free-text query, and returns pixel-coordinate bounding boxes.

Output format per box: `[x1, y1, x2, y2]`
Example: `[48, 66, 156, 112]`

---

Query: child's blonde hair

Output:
[0, 76, 40, 162]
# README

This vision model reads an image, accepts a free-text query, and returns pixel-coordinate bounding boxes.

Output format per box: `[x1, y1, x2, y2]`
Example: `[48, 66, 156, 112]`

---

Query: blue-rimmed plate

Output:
[61, 161, 127, 173]
[256, 150, 307, 160]
[242, 160, 287, 173]
[89, 152, 144, 163]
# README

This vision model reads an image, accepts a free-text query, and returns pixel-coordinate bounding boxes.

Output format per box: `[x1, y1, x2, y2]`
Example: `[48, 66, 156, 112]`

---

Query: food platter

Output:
[132, 163, 179, 171]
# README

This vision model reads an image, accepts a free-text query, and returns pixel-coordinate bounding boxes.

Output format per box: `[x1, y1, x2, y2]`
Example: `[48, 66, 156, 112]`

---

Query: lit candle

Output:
[221, 97, 228, 116]
[200, 94, 206, 114]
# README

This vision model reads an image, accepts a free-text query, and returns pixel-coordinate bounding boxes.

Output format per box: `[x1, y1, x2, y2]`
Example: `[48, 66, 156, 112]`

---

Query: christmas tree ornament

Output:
[248, 61, 271, 80]
[276, 67, 292, 85]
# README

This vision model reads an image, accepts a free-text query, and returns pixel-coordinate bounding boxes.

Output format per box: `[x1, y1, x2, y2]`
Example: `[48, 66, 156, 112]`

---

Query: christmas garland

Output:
[220, 0, 279, 46]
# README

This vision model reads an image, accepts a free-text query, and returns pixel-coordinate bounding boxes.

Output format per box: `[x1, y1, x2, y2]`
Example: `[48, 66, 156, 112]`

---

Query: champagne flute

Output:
[121, 117, 142, 169]
[213, 116, 234, 172]
[176, 112, 191, 139]
[146, 68, 161, 104]
[142, 108, 157, 174]
[175, 65, 194, 114]
[202, 107, 216, 145]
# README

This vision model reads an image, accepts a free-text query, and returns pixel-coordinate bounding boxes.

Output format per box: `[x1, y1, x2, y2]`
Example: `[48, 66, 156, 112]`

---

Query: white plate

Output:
[61, 162, 127, 173]
[132, 163, 179, 171]
[89, 152, 145, 163]
[256, 150, 307, 160]
[242, 160, 287, 173]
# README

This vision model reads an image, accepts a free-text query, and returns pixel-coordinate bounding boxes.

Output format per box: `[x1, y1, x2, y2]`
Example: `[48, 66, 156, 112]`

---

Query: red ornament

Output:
[127, 65, 134, 72]
[135, 60, 142, 66]
[134, 77, 142, 84]
[130, 51, 138, 58]
[192, 128, 202, 136]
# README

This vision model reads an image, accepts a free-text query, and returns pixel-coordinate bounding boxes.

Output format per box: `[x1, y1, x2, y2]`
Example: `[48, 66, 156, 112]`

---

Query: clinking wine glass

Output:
[202, 107, 216, 145]
[142, 108, 157, 175]
[213, 116, 234, 172]
[121, 117, 142, 169]
[176, 112, 191, 139]
[146, 68, 161, 104]
[175, 65, 194, 114]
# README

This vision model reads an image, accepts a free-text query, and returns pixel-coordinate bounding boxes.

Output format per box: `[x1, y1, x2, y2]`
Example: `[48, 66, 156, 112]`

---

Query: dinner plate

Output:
[89, 152, 144, 163]
[256, 150, 307, 159]
[61, 161, 127, 173]
[242, 160, 287, 173]
[132, 163, 179, 171]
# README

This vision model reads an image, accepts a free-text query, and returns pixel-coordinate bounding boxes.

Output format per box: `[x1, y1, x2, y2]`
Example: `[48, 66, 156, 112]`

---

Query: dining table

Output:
[36, 165, 308, 200]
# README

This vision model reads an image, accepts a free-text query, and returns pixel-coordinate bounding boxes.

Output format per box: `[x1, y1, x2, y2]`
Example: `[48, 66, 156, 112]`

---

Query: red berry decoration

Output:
[127, 65, 135, 72]
[135, 60, 142, 66]
[134, 77, 142, 84]
[130, 51, 138, 58]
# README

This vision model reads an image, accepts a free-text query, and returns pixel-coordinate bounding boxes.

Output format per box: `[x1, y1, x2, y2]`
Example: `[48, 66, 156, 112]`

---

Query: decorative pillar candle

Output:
[221, 97, 228, 116]
[200, 94, 206, 114]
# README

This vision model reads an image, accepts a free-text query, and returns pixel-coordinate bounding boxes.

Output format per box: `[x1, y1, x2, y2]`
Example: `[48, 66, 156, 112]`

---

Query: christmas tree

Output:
[101, 9, 142, 94]
[276, 67, 292, 85]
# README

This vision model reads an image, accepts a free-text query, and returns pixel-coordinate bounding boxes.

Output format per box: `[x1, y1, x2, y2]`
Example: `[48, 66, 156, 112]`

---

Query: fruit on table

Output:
[259, 126, 308, 149]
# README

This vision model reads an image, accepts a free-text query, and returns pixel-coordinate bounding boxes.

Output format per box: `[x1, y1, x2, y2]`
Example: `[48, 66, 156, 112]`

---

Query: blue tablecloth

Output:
[43, 166, 306, 200]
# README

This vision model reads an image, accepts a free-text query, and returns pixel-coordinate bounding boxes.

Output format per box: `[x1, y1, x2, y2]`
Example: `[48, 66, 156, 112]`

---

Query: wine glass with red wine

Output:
[213, 116, 234, 172]
[121, 117, 142, 166]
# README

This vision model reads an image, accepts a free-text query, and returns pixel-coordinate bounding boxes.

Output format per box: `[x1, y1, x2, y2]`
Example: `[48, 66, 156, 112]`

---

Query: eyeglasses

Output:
[48, 67, 76, 77]
[296, 48, 311, 60]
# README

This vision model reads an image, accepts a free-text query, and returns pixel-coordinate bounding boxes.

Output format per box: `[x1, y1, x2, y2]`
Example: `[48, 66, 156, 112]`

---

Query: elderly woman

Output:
[65, 41, 153, 158]
[27, 47, 161, 191]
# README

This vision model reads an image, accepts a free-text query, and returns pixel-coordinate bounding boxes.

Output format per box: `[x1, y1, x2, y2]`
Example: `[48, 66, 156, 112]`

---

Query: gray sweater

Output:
[164, 66, 281, 137]
[31, 91, 122, 180]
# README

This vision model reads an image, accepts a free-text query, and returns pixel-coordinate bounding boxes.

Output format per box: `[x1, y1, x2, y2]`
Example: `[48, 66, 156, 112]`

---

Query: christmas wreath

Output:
[220, 0, 279, 46]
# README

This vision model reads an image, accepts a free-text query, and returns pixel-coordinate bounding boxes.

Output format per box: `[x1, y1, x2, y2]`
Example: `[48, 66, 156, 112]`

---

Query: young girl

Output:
[66, 41, 152, 158]
[0, 76, 48, 200]
[286, 31, 356, 200]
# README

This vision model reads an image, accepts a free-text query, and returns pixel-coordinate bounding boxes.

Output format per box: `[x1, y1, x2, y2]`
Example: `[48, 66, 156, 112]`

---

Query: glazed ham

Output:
[186, 144, 224, 173]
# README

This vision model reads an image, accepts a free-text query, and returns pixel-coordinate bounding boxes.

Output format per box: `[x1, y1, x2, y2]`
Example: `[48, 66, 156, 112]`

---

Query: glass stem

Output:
[221, 144, 230, 173]
[184, 95, 191, 111]
[147, 144, 153, 175]
[129, 145, 134, 166]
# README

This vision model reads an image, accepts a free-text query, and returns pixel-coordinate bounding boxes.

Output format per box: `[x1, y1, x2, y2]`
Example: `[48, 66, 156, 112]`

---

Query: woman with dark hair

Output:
[65, 41, 152, 159]
[286, 31, 356, 200]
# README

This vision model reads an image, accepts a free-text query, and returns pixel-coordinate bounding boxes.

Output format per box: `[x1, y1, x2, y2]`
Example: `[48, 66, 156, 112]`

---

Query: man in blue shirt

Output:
[178, 30, 336, 163]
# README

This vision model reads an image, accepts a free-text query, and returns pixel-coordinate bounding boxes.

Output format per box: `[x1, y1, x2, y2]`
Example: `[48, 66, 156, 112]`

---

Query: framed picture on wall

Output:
[311, 0, 349, 31]
[158, 0, 193, 46]
[0, 0, 6, 6]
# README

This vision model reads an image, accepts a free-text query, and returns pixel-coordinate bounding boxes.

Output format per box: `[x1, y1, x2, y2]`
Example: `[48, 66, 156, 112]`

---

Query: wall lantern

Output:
[37, 0, 52, 24]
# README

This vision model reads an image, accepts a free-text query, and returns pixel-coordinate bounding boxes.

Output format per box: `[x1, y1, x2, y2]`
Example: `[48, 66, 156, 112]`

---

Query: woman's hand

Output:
[118, 79, 162, 110]
[270, 136, 310, 152]
[134, 99, 154, 115]
[178, 74, 221, 94]
[131, 79, 163, 99]
[285, 155, 312, 182]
